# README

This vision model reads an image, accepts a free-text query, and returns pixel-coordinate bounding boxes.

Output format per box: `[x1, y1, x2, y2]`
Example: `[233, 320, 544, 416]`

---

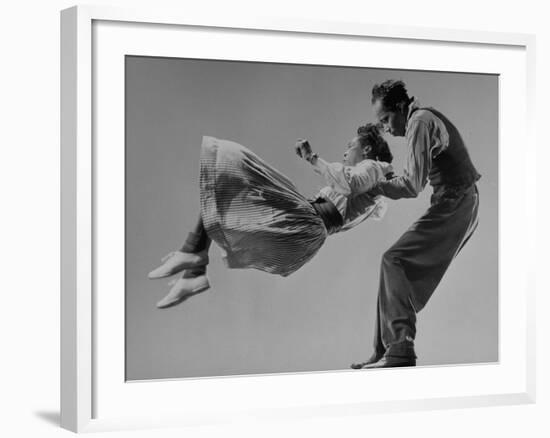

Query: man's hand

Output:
[366, 182, 384, 197]
[295, 139, 313, 162]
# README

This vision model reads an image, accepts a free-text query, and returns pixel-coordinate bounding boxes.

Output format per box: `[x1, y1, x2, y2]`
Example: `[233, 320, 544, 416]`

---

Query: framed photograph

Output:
[61, 5, 536, 433]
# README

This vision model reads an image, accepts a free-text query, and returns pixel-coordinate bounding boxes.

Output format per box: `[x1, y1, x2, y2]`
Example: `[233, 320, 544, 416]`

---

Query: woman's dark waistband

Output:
[310, 198, 344, 235]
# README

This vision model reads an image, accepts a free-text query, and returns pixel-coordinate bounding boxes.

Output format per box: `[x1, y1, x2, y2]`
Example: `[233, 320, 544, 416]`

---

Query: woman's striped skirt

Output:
[199, 136, 327, 277]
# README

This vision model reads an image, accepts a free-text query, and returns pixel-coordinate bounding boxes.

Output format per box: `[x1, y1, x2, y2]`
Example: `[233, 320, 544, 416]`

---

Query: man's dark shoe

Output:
[361, 355, 416, 369]
[350, 351, 384, 369]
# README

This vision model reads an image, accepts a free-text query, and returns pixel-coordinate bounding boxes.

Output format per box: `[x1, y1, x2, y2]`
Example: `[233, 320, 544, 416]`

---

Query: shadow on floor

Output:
[34, 410, 60, 427]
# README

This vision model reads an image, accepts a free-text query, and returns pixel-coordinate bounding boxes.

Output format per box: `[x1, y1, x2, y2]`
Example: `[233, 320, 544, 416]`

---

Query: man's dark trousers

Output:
[373, 184, 480, 359]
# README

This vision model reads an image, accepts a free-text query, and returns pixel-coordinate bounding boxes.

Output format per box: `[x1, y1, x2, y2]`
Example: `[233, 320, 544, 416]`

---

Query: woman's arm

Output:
[312, 158, 392, 195]
[295, 139, 392, 195]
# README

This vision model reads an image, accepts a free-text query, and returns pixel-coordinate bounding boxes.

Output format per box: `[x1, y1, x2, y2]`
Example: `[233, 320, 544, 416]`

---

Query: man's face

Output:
[372, 99, 407, 137]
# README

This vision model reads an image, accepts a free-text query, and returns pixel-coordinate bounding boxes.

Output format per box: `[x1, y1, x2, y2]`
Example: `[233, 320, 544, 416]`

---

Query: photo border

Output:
[60, 5, 536, 433]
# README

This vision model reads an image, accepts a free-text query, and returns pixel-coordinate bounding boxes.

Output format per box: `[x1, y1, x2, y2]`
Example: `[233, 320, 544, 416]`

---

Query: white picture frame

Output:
[60, 4, 536, 433]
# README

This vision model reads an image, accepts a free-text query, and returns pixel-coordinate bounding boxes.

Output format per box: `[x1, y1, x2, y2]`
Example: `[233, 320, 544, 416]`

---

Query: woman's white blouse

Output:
[311, 157, 393, 227]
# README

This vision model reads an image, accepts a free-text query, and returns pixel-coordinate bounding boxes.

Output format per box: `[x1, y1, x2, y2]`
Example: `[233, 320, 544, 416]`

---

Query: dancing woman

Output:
[148, 123, 393, 308]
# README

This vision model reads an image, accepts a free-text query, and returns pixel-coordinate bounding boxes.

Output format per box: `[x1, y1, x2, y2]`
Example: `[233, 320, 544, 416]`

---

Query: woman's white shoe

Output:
[156, 275, 210, 309]
[148, 250, 209, 279]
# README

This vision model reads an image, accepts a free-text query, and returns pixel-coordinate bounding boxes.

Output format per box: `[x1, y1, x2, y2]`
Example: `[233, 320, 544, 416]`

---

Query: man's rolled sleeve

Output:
[375, 120, 432, 200]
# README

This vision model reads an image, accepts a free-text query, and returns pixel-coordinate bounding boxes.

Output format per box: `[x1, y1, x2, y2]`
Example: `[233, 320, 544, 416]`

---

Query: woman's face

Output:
[343, 136, 369, 166]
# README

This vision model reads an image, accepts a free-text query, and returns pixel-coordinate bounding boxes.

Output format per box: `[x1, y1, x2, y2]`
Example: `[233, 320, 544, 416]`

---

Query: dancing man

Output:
[352, 80, 481, 369]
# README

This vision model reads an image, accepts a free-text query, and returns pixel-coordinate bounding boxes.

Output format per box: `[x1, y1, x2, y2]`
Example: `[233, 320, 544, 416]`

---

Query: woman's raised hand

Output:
[295, 139, 313, 162]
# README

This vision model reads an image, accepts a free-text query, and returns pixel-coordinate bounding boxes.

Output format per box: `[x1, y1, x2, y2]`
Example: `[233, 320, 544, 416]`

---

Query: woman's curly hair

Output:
[357, 123, 393, 163]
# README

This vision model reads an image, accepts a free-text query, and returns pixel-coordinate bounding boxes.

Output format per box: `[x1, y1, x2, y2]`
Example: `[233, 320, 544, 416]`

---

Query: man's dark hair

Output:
[357, 123, 393, 163]
[371, 79, 411, 111]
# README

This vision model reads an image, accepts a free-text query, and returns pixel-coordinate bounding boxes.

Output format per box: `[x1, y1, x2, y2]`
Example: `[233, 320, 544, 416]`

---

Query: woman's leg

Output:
[180, 214, 211, 254]
[148, 214, 211, 279]
[155, 215, 212, 308]
[179, 215, 211, 278]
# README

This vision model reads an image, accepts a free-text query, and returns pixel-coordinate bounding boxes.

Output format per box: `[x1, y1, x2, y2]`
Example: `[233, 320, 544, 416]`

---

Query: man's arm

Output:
[373, 120, 432, 200]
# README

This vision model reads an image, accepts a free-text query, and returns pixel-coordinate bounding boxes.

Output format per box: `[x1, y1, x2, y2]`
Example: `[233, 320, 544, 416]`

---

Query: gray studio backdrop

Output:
[125, 56, 498, 380]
